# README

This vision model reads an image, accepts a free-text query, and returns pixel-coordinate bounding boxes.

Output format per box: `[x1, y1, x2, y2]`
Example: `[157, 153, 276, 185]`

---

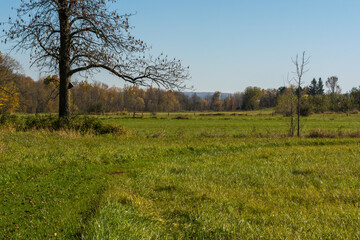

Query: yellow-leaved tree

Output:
[0, 52, 19, 113]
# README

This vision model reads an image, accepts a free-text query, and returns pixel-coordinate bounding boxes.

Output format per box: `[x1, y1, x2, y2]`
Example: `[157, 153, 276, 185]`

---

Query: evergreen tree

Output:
[308, 78, 317, 96]
[317, 78, 325, 95]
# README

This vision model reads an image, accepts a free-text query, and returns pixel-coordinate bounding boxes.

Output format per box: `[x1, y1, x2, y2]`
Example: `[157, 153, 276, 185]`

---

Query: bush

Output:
[0, 114, 18, 126]
[275, 92, 296, 116]
[307, 129, 360, 138]
[0, 115, 131, 135]
[173, 115, 189, 120]
[307, 129, 336, 138]
[299, 96, 312, 116]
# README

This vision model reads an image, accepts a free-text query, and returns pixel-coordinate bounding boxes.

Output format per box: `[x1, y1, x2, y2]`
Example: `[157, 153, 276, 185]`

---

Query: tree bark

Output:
[58, 2, 71, 118]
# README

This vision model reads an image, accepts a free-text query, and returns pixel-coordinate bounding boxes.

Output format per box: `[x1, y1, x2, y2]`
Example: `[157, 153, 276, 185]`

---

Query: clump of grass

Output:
[173, 115, 189, 120]
[198, 130, 226, 138]
[348, 131, 360, 137]
[307, 128, 360, 138]
[0, 115, 131, 135]
[151, 130, 166, 138]
[307, 129, 336, 138]
[199, 113, 225, 116]
[232, 133, 246, 138]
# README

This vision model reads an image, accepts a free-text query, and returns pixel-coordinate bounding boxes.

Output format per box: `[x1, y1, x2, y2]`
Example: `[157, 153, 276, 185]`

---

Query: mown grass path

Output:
[1, 129, 360, 239]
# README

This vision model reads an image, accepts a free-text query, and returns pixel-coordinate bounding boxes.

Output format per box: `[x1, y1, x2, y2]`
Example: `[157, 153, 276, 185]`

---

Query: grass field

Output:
[1, 111, 360, 239]
[98, 111, 360, 138]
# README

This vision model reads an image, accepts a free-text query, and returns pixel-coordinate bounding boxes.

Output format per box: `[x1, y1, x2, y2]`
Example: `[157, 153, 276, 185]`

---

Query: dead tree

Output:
[292, 51, 310, 137]
[4, 0, 190, 118]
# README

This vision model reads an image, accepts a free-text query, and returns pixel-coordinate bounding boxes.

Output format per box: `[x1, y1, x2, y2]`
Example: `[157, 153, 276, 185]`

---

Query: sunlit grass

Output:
[101, 110, 360, 137]
[83, 137, 360, 239]
[1, 112, 360, 239]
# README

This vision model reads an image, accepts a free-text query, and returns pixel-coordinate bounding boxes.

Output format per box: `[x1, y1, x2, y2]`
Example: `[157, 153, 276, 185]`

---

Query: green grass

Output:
[1, 112, 360, 239]
[83, 137, 360, 239]
[101, 110, 360, 137]
[0, 132, 122, 239]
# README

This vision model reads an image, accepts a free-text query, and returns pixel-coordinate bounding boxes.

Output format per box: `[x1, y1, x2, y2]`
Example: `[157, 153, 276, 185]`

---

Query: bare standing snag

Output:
[292, 51, 310, 137]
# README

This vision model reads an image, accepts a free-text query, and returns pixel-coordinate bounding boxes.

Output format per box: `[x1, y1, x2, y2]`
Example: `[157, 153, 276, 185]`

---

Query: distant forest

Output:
[1, 53, 360, 115]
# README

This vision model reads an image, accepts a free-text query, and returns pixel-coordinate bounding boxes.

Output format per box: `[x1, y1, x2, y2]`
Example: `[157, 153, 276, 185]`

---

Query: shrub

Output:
[173, 115, 189, 120]
[307, 129, 336, 138]
[306, 129, 360, 138]
[0, 114, 18, 126]
[0, 115, 131, 135]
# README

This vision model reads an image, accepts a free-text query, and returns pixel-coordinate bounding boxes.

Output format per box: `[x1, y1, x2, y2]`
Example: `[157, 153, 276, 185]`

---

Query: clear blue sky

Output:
[1, 0, 360, 93]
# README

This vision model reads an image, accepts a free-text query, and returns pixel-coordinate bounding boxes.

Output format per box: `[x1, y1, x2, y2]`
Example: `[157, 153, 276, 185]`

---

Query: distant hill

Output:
[182, 92, 232, 100]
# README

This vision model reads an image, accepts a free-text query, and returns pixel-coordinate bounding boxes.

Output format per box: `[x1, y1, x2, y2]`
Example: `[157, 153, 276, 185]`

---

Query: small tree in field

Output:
[4, 0, 190, 118]
[275, 87, 296, 136]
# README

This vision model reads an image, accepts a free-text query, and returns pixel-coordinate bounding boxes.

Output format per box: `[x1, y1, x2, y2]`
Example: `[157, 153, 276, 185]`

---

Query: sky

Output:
[0, 0, 360, 93]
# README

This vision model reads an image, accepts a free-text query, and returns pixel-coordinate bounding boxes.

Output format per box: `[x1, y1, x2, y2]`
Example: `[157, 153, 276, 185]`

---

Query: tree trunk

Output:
[297, 90, 300, 137]
[290, 96, 294, 137]
[59, 75, 71, 118]
[58, 2, 71, 118]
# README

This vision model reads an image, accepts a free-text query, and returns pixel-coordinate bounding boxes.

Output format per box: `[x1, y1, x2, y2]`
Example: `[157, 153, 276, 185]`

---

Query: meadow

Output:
[102, 110, 360, 137]
[1, 111, 360, 239]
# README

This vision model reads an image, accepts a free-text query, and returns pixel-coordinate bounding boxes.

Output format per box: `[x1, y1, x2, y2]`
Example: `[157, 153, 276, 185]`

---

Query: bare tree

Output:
[292, 51, 310, 137]
[4, 0, 190, 118]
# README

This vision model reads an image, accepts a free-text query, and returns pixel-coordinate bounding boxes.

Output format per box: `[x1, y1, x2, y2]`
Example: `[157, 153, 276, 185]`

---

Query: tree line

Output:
[1, 52, 360, 115]
[3, 1, 359, 120]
